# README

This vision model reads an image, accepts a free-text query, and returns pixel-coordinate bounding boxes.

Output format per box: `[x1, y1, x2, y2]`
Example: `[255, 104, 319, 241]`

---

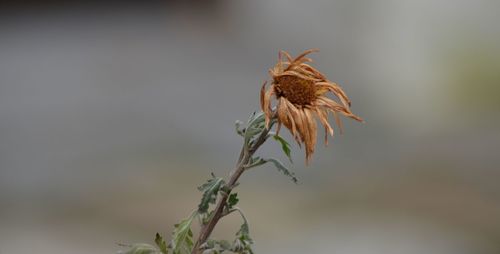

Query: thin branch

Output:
[191, 113, 275, 254]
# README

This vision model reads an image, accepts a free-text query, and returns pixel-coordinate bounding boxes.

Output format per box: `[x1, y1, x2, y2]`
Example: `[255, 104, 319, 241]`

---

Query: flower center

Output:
[274, 75, 317, 106]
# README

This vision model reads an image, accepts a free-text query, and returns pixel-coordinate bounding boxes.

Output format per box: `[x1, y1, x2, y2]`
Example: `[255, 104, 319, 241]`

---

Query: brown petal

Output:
[276, 97, 290, 135]
[300, 63, 326, 80]
[315, 81, 351, 108]
[262, 84, 275, 128]
[260, 81, 267, 112]
[333, 111, 343, 134]
[303, 108, 317, 164]
[280, 70, 321, 81]
[277, 51, 284, 73]
[292, 49, 319, 65]
[316, 96, 348, 113]
[314, 107, 334, 145]
[280, 50, 293, 63]
[318, 96, 364, 123]
[283, 99, 302, 145]
[288, 65, 319, 80]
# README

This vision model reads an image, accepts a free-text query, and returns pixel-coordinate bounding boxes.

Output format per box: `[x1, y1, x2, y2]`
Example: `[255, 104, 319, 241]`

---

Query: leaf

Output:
[243, 112, 267, 144]
[170, 213, 196, 254]
[245, 156, 267, 169]
[243, 127, 261, 142]
[251, 114, 265, 127]
[197, 175, 225, 213]
[273, 135, 293, 163]
[266, 158, 298, 184]
[121, 244, 161, 254]
[201, 210, 214, 225]
[233, 222, 254, 254]
[227, 193, 239, 209]
[246, 111, 257, 123]
[236, 222, 250, 237]
[235, 120, 244, 137]
[218, 240, 232, 251]
[155, 233, 169, 254]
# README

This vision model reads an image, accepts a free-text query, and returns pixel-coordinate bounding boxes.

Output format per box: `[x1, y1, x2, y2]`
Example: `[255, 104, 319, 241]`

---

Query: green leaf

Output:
[227, 193, 239, 209]
[155, 233, 169, 254]
[197, 175, 225, 213]
[170, 213, 196, 254]
[266, 158, 298, 184]
[122, 244, 161, 254]
[273, 135, 293, 163]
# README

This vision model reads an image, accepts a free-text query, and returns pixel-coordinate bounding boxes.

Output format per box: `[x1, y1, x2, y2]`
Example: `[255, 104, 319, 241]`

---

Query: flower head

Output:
[261, 49, 363, 163]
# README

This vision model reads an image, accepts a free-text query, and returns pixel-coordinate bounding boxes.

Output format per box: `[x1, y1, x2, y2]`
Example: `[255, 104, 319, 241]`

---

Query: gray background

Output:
[1, 1, 500, 253]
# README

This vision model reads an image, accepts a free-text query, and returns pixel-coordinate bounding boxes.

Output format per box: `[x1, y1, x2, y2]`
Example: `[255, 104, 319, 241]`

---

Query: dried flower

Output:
[261, 49, 363, 163]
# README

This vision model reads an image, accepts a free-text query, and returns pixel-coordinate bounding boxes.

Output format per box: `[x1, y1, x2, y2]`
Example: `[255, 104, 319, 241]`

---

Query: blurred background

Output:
[1, 0, 500, 253]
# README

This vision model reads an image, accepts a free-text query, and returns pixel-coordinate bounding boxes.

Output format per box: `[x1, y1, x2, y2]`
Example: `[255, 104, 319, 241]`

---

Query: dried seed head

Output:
[274, 75, 317, 107]
[261, 49, 363, 164]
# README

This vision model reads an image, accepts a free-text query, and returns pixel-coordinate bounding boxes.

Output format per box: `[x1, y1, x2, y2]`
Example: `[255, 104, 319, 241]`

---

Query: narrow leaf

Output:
[273, 135, 293, 163]
[245, 156, 267, 169]
[171, 213, 196, 254]
[266, 158, 298, 184]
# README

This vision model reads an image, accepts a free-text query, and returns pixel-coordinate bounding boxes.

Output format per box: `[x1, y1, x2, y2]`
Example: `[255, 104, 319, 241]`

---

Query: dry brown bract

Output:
[261, 49, 363, 164]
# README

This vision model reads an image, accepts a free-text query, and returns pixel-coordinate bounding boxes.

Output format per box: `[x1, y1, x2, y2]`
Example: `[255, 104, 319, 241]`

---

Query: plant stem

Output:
[191, 118, 274, 254]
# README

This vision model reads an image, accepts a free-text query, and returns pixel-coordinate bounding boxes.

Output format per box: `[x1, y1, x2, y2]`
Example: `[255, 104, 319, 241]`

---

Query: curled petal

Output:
[300, 63, 326, 80]
[276, 97, 290, 135]
[292, 49, 319, 65]
[260, 81, 267, 111]
[314, 107, 334, 145]
[261, 83, 275, 128]
[316, 81, 351, 107]
[279, 70, 322, 81]
[280, 50, 293, 63]
[333, 111, 343, 134]
[283, 99, 302, 145]
[303, 108, 317, 164]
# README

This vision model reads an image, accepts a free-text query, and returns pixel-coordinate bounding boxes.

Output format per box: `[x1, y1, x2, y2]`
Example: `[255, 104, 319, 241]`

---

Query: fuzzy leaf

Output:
[155, 233, 169, 254]
[273, 135, 293, 163]
[121, 244, 161, 254]
[246, 111, 257, 123]
[233, 222, 254, 254]
[170, 213, 196, 254]
[244, 127, 261, 141]
[243, 112, 266, 144]
[266, 158, 298, 184]
[198, 176, 225, 213]
[236, 222, 250, 237]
